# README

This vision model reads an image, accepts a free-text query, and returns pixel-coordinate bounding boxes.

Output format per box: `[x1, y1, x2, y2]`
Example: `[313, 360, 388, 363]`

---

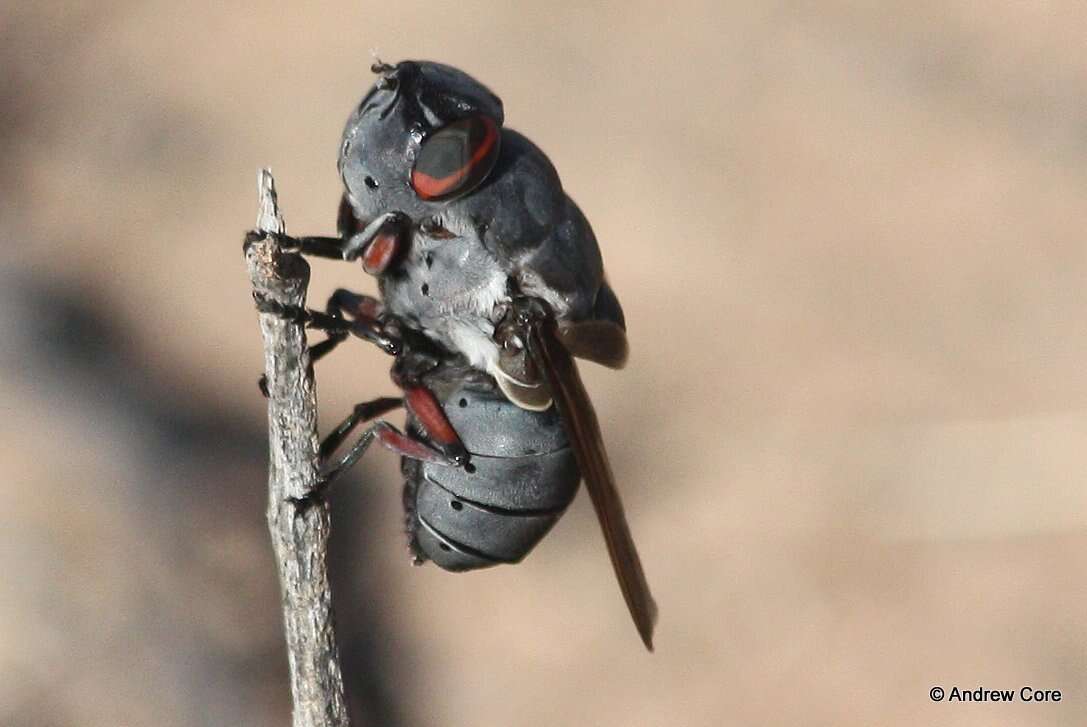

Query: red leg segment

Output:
[404, 386, 469, 466]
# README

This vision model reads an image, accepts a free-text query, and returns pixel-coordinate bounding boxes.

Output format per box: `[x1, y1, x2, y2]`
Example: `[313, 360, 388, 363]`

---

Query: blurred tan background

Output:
[3, 2, 1087, 725]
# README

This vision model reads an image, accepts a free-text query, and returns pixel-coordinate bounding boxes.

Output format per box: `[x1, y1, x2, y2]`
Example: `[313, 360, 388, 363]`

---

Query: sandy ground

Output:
[3, 2, 1087, 725]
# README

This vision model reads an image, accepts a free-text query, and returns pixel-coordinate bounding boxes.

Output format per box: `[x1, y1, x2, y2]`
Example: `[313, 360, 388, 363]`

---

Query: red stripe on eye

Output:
[411, 117, 498, 200]
[405, 387, 461, 445]
[362, 231, 398, 274]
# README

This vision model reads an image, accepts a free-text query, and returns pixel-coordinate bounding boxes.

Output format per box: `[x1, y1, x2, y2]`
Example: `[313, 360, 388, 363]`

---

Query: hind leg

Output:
[320, 421, 459, 482]
[320, 396, 403, 459]
[319, 394, 468, 483]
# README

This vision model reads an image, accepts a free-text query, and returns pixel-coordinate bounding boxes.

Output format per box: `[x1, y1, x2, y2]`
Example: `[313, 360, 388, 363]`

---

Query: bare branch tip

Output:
[257, 168, 286, 236]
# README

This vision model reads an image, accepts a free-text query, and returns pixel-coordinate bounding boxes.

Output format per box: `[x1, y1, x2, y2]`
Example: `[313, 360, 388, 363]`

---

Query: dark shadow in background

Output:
[1, 275, 409, 727]
[2, 6, 410, 723]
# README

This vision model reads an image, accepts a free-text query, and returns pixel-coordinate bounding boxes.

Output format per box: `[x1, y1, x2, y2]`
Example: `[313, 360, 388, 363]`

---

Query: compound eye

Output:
[411, 116, 500, 201]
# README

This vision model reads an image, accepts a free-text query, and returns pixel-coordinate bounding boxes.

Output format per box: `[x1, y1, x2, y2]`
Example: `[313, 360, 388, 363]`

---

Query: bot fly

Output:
[260, 60, 657, 650]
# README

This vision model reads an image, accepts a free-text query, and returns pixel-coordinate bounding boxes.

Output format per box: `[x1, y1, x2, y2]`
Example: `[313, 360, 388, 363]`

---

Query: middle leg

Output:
[254, 296, 401, 356]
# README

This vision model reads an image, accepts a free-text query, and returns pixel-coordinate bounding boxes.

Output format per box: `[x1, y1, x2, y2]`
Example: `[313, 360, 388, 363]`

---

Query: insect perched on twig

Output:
[257, 60, 657, 650]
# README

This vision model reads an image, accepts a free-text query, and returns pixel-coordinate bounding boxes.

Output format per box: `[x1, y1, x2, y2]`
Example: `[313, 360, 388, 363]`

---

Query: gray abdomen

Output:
[403, 372, 579, 571]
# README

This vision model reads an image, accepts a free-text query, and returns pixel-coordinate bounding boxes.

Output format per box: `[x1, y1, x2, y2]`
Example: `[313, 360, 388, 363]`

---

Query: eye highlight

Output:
[411, 116, 500, 201]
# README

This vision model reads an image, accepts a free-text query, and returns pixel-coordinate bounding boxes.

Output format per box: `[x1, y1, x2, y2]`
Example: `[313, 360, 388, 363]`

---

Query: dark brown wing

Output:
[527, 317, 658, 650]
[556, 319, 629, 369]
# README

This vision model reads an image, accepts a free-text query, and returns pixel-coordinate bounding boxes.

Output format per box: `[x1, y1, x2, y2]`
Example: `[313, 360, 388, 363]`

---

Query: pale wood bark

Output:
[245, 169, 351, 727]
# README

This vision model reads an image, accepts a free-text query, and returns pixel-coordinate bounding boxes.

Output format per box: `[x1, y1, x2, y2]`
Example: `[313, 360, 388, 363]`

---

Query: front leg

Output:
[340, 212, 410, 272]
[243, 207, 410, 273]
[243, 230, 345, 260]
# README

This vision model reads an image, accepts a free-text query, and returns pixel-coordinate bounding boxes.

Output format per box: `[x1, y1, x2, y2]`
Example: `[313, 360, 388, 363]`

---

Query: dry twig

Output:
[244, 169, 351, 727]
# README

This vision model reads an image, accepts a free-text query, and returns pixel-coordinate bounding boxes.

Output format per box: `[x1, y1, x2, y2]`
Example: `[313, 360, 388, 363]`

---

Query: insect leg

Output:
[254, 296, 402, 355]
[256, 293, 359, 396]
[283, 235, 346, 259]
[340, 212, 410, 271]
[297, 290, 392, 378]
[383, 346, 472, 468]
[254, 293, 403, 396]
[325, 289, 401, 354]
[243, 230, 345, 260]
[401, 386, 470, 467]
[306, 334, 346, 365]
[320, 420, 463, 483]
[327, 288, 383, 319]
[320, 396, 403, 459]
